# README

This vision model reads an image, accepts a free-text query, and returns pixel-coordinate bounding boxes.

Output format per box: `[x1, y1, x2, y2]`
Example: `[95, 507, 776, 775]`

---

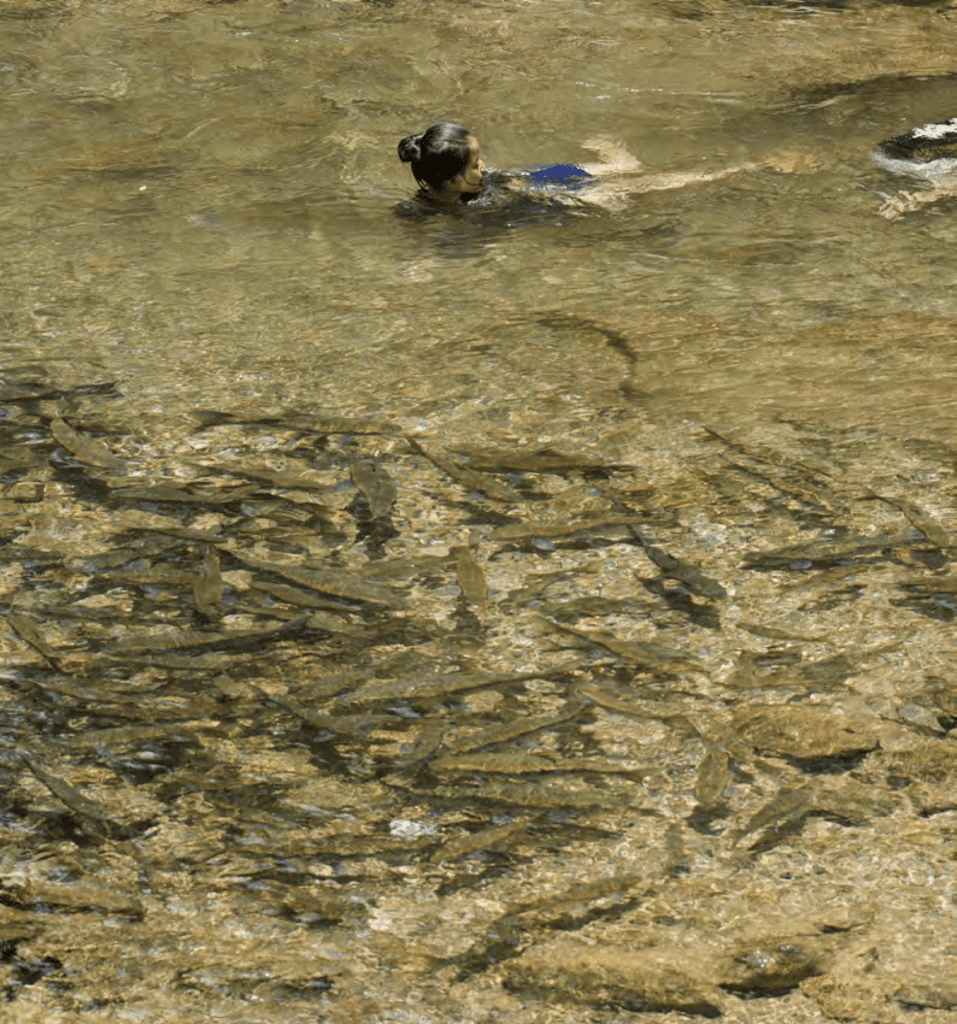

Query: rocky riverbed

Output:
[1, 338, 955, 1022]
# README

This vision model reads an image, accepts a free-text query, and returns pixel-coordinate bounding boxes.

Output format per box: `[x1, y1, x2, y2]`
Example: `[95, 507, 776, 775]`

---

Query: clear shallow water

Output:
[2, 0, 957, 434]
[3, 3, 957, 1022]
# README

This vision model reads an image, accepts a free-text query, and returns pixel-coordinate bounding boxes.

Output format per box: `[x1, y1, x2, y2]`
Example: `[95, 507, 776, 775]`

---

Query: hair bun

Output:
[397, 133, 423, 163]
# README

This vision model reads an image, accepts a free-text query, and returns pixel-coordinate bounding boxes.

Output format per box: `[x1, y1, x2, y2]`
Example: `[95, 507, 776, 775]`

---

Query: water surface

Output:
[1, 2, 957, 1021]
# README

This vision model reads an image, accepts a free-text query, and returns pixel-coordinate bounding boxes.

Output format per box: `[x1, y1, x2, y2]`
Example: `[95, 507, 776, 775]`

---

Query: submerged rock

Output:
[718, 937, 828, 994]
[502, 938, 723, 1016]
[733, 705, 879, 760]
[894, 980, 957, 1011]
[802, 974, 901, 1023]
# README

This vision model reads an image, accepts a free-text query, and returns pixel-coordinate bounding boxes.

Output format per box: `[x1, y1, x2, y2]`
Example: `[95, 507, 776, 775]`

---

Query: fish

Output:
[246, 684, 368, 738]
[538, 617, 699, 671]
[406, 437, 521, 503]
[737, 621, 824, 641]
[26, 760, 118, 826]
[193, 547, 224, 619]
[445, 707, 582, 754]
[7, 614, 62, 669]
[109, 482, 260, 505]
[191, 460, 337, 495]
[429, 819, 529, 864]
[454, 544, 487, 611]
[694, 743, 730, 809]
[461, 448, 627, 474]
[109, 617, 309, 655]
[631, 530, 727, 600]
[432, 752, 558, 774]
[393, 718, 446, 768]
[340, 660, 592, 707]
[350, 459, 397, 519]
[729, 788, 812, 847]
[742, 534, 904, 572]
[663, 821, 689, 876]
[577, 684, 701, 736]
[869, 490, 953, 548]
[439, 779, 633, 810]
[70, 723, 216, 747]
[50, 416, 127, 474]
[233, 552, 406, 608]
[491, 516, 647, 541]
[250, 580, 355, 614]
[191, 409, 400, 435]
[135, 525, 231, 545]
[507, 871, 647, 917]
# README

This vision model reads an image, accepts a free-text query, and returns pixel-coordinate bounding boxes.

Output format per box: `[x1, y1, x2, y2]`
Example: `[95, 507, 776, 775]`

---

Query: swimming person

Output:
[397, 123, 489, 206]
[396, 122, 620, 211]
[397, 120, 782, 216]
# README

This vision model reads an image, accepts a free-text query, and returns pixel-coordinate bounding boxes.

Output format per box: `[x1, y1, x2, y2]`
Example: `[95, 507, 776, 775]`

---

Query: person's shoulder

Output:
[394, 191, 445, 219]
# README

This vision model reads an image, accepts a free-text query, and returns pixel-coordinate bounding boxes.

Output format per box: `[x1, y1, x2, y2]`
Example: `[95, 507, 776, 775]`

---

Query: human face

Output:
[455, 134, 486, 193]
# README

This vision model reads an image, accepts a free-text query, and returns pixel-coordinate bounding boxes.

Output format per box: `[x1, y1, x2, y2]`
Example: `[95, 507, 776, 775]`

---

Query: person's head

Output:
[398, 122, 486, 201]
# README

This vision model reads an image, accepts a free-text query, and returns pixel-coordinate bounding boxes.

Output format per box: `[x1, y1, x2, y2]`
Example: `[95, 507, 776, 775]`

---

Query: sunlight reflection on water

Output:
[1, 0, 955, 437]
[2, 5, 957, 1021]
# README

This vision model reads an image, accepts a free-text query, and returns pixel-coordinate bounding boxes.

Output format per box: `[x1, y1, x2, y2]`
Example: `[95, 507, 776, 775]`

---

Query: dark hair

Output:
[398, 122, 473, 189]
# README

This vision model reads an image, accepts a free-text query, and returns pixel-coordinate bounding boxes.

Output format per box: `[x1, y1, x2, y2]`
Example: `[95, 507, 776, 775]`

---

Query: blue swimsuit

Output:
[525, 164, 594, 191]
